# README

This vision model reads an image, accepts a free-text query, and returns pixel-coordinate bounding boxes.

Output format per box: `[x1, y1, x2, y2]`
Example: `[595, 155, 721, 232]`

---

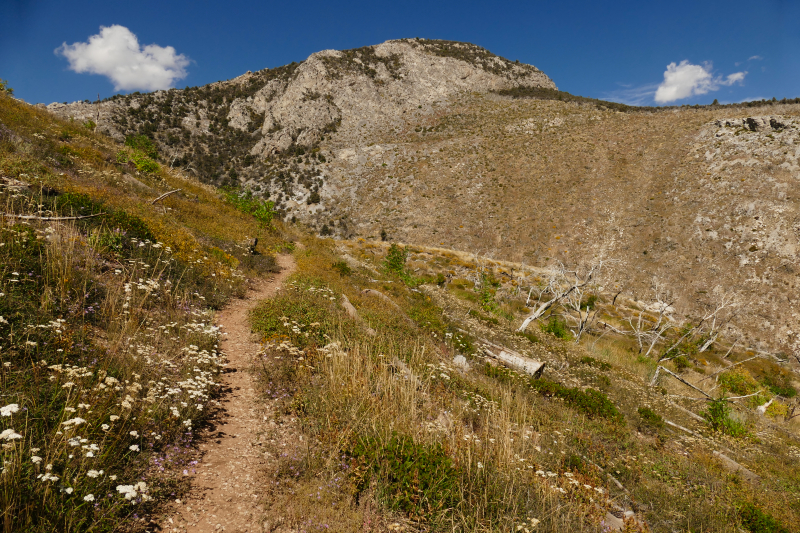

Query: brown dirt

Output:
[158, 253, 296, 533]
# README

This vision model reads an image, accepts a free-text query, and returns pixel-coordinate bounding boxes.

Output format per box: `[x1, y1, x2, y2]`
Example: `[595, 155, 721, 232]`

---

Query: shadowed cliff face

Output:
[44, 40, 800, 354]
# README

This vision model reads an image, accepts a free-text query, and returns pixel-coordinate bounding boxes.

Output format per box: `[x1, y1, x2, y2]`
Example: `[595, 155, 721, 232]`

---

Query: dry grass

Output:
[0, 93, 292, 531]
[249, 236, 800, 532]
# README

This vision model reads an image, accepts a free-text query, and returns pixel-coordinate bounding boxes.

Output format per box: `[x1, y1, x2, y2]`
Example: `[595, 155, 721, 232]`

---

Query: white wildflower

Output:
[109, 415, 119, 422]
[0, 404, 18, 417]
[86, 470, 100, 478]
[83, 494, 95, 502]
[31, 456, 42, 464]
[62, 417, 86, 427]
[129, 445, 139, 452]
[0, 429, 22, 441]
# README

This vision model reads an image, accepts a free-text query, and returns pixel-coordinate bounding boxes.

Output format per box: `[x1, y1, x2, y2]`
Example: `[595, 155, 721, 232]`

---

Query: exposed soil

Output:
[157, 253, 296, 533]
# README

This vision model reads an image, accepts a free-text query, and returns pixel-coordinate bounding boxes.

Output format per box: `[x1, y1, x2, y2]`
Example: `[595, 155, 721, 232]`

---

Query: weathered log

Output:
[479, 338, 545, 378]
[2, 212, 106, 221]
[340, 294, 376, 336]
[151, 189, 181, 204]
[712, 451, 760, 482]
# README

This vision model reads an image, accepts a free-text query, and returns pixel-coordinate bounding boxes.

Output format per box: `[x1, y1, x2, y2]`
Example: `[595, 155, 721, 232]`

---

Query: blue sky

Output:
[1, 0, 798, 106]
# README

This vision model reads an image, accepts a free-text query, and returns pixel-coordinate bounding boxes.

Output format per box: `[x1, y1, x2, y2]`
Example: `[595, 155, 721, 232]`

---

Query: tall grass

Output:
[0, 92, 291, 531]
[249, 237, 800, 532]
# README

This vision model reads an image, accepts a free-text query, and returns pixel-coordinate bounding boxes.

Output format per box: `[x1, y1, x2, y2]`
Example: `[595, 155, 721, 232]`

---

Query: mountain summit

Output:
[46, 38, 554, 182]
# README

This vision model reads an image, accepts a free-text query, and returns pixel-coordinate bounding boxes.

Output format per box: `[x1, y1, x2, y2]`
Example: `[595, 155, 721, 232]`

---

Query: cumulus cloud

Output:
[56, 25, 190, 91]
[654, 60, 746, 103]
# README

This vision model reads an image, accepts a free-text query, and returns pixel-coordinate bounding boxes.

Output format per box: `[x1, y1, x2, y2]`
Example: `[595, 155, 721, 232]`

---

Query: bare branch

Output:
[650, 365, 713, 399]
[151, 189, 181, 205]
[2, 212, 106, 221]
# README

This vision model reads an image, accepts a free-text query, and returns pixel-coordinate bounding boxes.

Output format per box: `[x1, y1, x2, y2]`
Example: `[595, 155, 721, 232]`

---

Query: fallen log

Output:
[2, 212, 106, 221]
[340, 294, 376, 336]
[713, 451, 760, 482]
[479, 338, 545, 378]
[151, 189, 181, 204]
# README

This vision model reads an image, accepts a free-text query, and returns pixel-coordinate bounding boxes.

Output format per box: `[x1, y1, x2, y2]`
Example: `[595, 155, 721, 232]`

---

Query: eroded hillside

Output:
[44, 40, 800, 356]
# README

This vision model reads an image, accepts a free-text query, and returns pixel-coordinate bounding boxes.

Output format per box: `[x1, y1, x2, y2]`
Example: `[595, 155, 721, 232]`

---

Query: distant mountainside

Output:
[45, 39, 800, 355]
[46, 38, 555, 205]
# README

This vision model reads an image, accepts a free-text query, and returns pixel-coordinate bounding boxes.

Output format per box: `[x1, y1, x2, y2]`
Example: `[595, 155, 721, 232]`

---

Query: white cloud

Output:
[748, 55, 763, 61]
[56, 25, 190, 91]
[654, 60, 746, 103]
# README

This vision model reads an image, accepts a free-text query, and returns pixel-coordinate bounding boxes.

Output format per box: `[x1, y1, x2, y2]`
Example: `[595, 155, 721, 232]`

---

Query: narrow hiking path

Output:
[158, 253, 296, 533]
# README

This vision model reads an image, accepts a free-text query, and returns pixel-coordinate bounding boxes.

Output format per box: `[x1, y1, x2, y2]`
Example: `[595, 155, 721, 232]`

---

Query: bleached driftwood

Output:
[664, 419, 703, 438]
[650, 365, 712, 399]
[712, 451, 759, 482]
[151, 189, 181, 204]
[340, 294, 376, 336]
[479, 338, 545, 378]
[2, 212, 106, 221]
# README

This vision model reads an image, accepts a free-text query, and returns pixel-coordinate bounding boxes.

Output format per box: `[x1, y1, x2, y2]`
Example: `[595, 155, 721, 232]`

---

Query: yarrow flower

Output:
[83, 494, 95, 502]
[0, 403, 19, 417]
[116, 481, 151, 502]
[129, 445, 139, 452]
[0, 429, 22, 441]
[31, 456, 42, 464]
[87, 470, 100, 478]
[62, 417, 86, 427]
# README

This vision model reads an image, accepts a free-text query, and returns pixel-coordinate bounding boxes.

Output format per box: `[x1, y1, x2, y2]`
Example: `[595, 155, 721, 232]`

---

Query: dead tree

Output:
[563, 275, 602, 343]
[517, 260, 604, 333]
[657, 289, 739, 362]
[627, 279, 676, 356]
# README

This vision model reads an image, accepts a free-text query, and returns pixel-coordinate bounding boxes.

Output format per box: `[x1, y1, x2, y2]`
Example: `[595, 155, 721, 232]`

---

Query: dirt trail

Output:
[159, 253, 295, 533]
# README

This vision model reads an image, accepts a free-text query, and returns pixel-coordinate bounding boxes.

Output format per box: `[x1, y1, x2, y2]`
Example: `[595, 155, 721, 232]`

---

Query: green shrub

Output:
[383, 243, 408, 277]
[703, 399, 748, 438]
[673, 355, 691, 372]
[0, 78, 13, 95]
[637, 406, 664, 433]
[116, 148, 159, 173]
[719, 368, 759, 396]
[349, 433, 460, 518]
[579, 356, 611, 371]
[528, 378, 623, 423]
[222, 187, 276, 227]
[760, 375, 797, 398]
[331, 261, 352, 276]
[124, 134, 158, 159]
[738, 502, 790, 533]
[541, 315, 570, 339]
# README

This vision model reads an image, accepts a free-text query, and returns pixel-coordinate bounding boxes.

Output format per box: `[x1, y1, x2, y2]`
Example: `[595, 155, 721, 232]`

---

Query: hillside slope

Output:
[44, 40, 800, 355]
[5, 82, 800, 533]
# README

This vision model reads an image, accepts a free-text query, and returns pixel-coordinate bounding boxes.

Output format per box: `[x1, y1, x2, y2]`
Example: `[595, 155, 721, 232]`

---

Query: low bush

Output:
[579, 356, 611, 371]
[738, 502, 790, 533]
[703, 399, 748, 438]
[348, 433, 460, 520]
[637, 406, 664, 433]
[541, 315, 570, 340]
